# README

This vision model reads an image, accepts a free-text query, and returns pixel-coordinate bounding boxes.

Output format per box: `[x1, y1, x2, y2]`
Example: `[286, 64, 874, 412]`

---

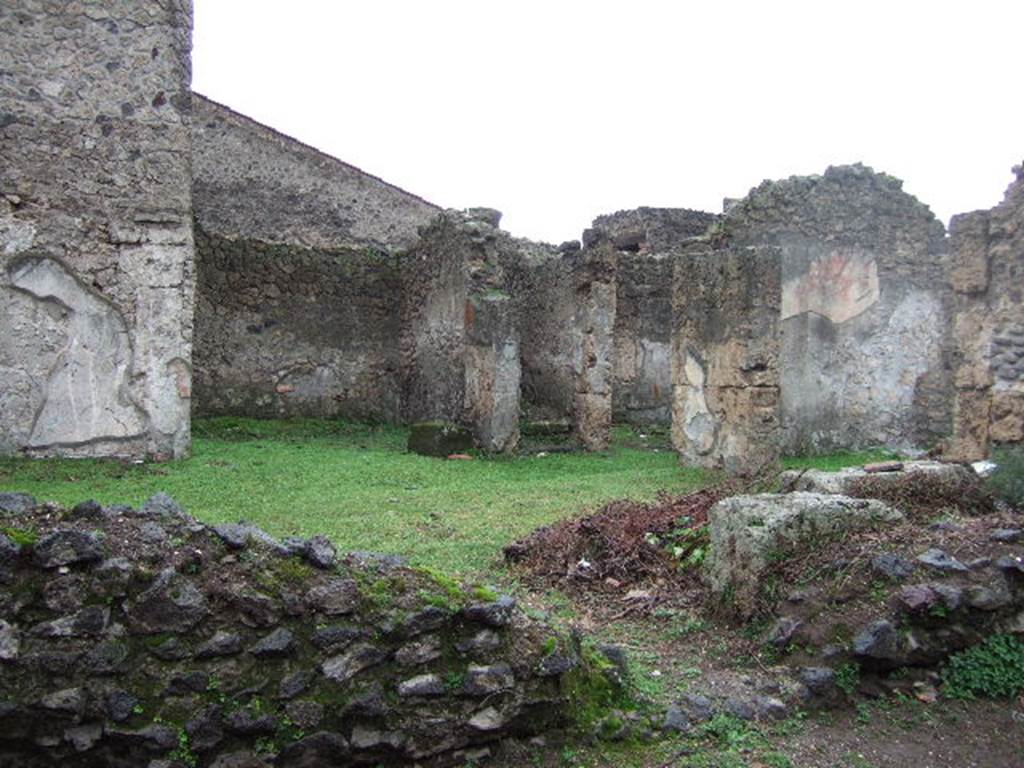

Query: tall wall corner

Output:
[670, 245, 782, 475]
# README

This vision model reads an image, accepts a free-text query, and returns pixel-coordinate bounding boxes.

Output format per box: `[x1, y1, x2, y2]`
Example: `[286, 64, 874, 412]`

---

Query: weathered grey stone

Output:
[401, 606, 451, 637]
[165, 671, 210, 696]
[277, 731, 350, 764]
[780, 462, 975, 496]
[33, 530, 104, 568]
[105, 691, 139, 723]
[31, 606, 109, 638]
[195, 631, 243, 659]
[917, 548, 969, 573]
[185, 706, 225, 752]
[321, 644, 387, 683]
[64, 723, 103, 752]
[661, 705, 691, 733]
[468, 706, 506, 731]
[764, 617, 802, 648]
[0, 620, 19, 661]
[705, 492, 903, 615]
[395, 634, 443, 666]
[284, 700, 323, 731]
[305, 578, 360, 615]
[0, 493, 35, 515]
[798, 667, 837, 696]
[462, 595, 516, 627]
[140, 493, 188, 520]
[127, 568, 209, 634]
[723, 698, 756, 721]
[398, 673, 446, 698]
[965, 583, 1012, 611]
[456, 629, 501, 655]
[225, 709, 277, 736]
[212, 523, 285, 553]
[460, 664, 514, 696]
[304, 536, 336, 569]
[69, 500, 104, 520]
[40, 687, 85, 714]
[991, 528, 1023, 543]
[853, 620, 900, 661]
[871, 552, 916, 580]
[83, 640, 129, 676]
[279, 670, 314, 700]
[311, 624, 362, 652]
[249, 627, 294, 658]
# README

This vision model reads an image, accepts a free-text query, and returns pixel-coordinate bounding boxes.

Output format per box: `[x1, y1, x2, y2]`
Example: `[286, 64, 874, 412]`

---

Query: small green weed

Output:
[942, 634, 1024, 700]
[835, 662, 860, 696]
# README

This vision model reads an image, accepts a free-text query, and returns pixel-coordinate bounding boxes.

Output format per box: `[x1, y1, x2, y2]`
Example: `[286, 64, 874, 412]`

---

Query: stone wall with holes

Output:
[950, 163, 1024, 458]
[0, 492, 584, 766]
[719, 165, 953, 454]
[0, 0, 196, 460]
[192, 227, 404, 422]
[671, 245, 782, 475]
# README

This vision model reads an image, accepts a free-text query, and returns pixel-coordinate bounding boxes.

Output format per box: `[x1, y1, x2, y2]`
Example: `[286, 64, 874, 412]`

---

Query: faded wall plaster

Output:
[723, 165, 952, 454]
[0, 0, 195, 459]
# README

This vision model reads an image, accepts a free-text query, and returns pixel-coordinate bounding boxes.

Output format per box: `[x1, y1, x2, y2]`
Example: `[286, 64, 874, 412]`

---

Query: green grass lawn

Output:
[0, 418, 708, 578]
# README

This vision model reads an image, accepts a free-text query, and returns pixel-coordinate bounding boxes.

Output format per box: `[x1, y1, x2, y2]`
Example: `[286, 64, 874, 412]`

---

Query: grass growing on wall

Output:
[0, 418, 705, 577]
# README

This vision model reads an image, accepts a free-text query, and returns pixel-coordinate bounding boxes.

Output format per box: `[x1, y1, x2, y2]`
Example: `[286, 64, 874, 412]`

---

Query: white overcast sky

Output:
[192, 1, 1023, 245]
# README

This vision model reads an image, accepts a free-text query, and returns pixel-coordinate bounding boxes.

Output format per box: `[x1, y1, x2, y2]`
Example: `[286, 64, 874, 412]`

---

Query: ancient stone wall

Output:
[193, 227, 403, 422]
[401, 210, 523, 453]
[509, 252, 577, 422]
[0, 1, 196, 460]
[191, 95, 439, 252]
[189, 96, 440, 422]
[0, 493, 584, 766]
[721, 165, 952, 454]
[671, 246, 782, 475]
[572, 241, 619, 451]
[950, 164, 1024, 458]
[591, 209, 718, 426]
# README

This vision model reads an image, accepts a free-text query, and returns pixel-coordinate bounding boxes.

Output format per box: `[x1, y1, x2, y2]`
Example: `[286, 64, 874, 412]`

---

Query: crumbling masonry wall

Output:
[0, 1, 196, 459]
[720, 165, 953, 455]
[401, 210, 522, 453]
[591, 208, 719, 425]
[950, 165, 1024, 458]
[190, 96, 440, 422]
[671, 246, 782, 475]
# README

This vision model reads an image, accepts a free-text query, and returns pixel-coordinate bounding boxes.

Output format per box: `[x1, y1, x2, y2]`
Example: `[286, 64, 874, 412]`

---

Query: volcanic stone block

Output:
[671, 246, 782, 475]
[704, 492, 904, 617]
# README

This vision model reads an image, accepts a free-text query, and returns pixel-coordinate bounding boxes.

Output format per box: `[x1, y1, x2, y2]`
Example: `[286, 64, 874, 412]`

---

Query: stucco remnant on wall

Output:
[950, 164, 1024, 457]
[672, 246, 782, 475]
[0, 0, 195, 459]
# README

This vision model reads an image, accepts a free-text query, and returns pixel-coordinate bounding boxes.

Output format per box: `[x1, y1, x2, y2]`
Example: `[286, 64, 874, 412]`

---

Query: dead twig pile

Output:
[503, 484, 735, 589]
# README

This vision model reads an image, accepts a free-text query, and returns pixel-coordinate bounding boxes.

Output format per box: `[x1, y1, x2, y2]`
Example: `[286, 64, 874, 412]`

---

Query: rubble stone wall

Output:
[951, 164, 1024, 457]
[511, 255, 577, 422]
[721, 165, 952, 454]
[401, 210, 523, 452]
[0, 0, 196, 460]
[191, 95, 439, 253]
[671, 246, 782, 475]
[0, 493, 580, 766]
[192, 227, 404, 422]
[189, 95, 440, 422]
